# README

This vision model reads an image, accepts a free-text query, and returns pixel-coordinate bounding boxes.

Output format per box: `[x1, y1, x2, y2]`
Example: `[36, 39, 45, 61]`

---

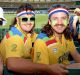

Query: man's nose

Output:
[27, 21, 32, 25]
[57, 19, 63, 25]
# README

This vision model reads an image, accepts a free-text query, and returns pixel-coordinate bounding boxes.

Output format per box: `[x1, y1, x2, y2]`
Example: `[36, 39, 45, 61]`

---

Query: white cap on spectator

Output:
[0, 7, 6, 20]
[74, 8, 80, 13]
[0, 7, 7, 25]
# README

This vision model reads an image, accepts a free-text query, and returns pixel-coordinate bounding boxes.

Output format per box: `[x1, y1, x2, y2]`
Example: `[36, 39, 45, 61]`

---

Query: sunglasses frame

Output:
[19, 16, 35, 22]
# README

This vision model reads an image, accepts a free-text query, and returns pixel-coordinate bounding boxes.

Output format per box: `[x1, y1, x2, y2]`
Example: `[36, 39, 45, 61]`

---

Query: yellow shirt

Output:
[33, 33, 76, 65]
[0, 26, 37, 65]
[31, 32, 38, 44]
[30, 32, 38, 59]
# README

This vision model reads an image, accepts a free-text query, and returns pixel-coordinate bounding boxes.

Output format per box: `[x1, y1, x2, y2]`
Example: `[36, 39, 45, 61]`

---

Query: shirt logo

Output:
[58, 52, 69, 63]
[36, 52, 41, 61]
[53, 48, 58, 53]
[11, 44, 17, 51]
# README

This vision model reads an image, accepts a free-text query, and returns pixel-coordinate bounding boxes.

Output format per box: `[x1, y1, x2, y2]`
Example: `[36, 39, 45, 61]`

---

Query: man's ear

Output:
[48, 19, 51, 25]
[16, 17, 19, 24]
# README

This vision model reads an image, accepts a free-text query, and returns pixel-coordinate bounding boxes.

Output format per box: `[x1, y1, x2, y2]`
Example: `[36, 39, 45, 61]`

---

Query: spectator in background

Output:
[0, 7, 5, 75]
[0, 7, 7, 26]
[0, 3, 68, 75]
[33, 4, 80, 67]
[69, 8, 80, 41]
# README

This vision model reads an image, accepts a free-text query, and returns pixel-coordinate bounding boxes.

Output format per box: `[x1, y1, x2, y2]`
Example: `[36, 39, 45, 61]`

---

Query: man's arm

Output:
[70, 49, 80, 63]
[6, 57, 49, 74]
[6, 57, 68, 75]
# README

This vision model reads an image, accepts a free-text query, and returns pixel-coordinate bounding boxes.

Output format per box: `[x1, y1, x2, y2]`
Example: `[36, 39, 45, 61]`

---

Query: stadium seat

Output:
[76, 46, 80, 53]
[3, 67, 15, 75]
[74, 41, 80, 53]
[74, 41, 80, 47]
[68, 68, 80, 75]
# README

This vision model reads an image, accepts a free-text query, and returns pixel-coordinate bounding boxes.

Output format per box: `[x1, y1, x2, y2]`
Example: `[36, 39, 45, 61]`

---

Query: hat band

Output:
[49, 8, 69, 18]
[17, 11, 35, 17]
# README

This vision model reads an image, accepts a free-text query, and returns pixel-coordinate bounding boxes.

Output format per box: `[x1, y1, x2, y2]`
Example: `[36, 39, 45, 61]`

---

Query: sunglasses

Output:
[20, 17, 35, 22]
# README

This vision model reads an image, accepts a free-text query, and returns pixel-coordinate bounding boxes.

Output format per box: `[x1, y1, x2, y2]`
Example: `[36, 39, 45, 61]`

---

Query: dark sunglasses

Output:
[21, 17, 35, 22]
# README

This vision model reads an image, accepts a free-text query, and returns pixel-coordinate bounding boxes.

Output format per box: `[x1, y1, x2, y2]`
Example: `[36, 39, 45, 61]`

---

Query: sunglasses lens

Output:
[22, 18, 28, 22]
[0, 21, 2, 25]
[21, 17, 35, 22]
[30, 17, 35, 21]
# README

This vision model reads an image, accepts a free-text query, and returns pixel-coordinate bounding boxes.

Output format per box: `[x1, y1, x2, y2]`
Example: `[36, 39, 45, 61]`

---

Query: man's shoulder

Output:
[5, 27, 23, 39]
[37, 33, 57, 46]
[37, 33, 49, 40]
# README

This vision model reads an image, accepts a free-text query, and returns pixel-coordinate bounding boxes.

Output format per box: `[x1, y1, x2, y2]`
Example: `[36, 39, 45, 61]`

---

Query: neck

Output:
[54, 32, 62, 43]
[54, 33, 62, 38]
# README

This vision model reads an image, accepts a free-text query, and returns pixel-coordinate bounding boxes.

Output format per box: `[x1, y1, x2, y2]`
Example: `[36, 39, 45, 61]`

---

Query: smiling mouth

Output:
[55, 25, 64, 28]
[24, 23, 32, 26]
[55, 24, 64, 26]
[29, 24, 32, 26]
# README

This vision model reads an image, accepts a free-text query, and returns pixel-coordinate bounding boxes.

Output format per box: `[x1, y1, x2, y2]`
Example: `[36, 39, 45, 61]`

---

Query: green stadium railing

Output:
[76, 1, 80, 5]
[0, 28, 9, 42]
[74, 41, 80, 53]
[68, 68, 80, 75]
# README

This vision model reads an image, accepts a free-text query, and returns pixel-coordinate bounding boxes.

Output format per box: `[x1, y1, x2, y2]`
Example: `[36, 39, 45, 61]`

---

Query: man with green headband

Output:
[33, 4, 80, 67]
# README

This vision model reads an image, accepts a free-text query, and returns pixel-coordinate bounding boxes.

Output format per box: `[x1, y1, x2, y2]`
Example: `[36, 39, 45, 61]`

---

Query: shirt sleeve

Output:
[68, 39, 76, 53]
[33, 39, 49, 64]
[4, 36, 24, 58]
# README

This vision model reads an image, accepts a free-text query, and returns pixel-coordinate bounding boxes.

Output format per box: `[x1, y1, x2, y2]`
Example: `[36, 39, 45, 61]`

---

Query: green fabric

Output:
[42, 37, 50, 42]
[3, 67, 15, 75]
[9, 31, 13, 36]
[68, 68, 80, 75]
[74, 41, 80, 53]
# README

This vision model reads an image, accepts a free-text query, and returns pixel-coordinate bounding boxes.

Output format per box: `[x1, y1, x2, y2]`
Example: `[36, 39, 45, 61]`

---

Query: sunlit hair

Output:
[9, 3, 35, 33]
[41, 4, 72, 40]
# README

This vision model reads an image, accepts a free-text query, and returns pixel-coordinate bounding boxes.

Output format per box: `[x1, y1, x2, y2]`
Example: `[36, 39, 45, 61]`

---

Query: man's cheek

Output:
[51, 20, 57, 27]
[63, 19, 69, 27]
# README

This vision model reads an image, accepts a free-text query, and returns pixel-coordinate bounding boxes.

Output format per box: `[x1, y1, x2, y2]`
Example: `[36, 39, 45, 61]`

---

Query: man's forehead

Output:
[17, 11, 35, 17]
[19, 14, 34, 18]
[50, 12, 68, 17]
